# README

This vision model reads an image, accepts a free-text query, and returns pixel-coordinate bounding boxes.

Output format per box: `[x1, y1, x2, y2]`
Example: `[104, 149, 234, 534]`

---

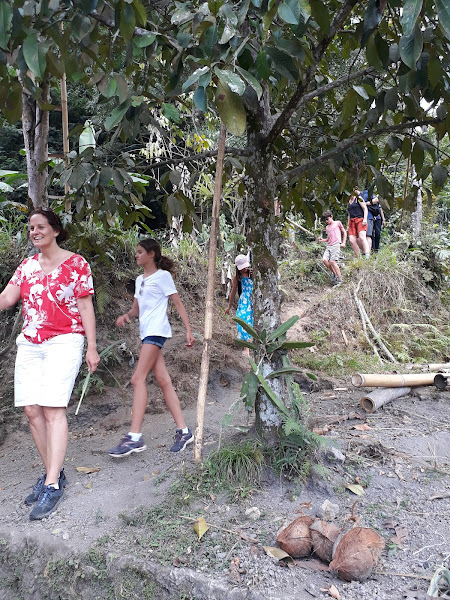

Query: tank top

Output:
[347, 198, 364, 219]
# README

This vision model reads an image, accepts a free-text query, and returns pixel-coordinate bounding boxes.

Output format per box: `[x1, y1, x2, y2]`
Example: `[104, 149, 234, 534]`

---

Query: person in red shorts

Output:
[0, 209, 99, 520]
[347, 190, 370, 258]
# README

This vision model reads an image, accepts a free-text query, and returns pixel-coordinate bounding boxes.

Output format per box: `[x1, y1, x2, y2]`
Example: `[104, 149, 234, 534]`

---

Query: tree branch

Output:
[142, 147, 250, 171]
[277, 118, 442, 185]
[298, 66, 376, 108]
[264, 0, 360, 147]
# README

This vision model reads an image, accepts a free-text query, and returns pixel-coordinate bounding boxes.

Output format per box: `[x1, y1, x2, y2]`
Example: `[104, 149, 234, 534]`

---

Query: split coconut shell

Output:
[310, 520, 341, 563]
[277, 515, 314, 558]
[329, 526, 385, 582]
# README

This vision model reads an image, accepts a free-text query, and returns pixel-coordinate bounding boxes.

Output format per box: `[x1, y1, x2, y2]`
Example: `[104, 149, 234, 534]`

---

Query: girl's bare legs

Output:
[130, 344, 160, 432]
[153, 351, 186, 429]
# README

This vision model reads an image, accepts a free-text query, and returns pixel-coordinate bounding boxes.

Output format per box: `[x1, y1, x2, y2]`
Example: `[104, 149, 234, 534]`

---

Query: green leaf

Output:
[353, 85, 369, 100]
[248, 357, 291, 418]
[432, 164, 448, 188]
[411, 142, 424, 172]
[182, 66, 209, 92]
[266, 47, 298, 81]
[278, 1, 300, 25]
[361, 0, 382, 48]
[23, 34, 47, 79]
[134, 34, 156, 48]
[120, 2, 136, 43]
[256, 50, 271, 80]
[133, 0, 147, 26]
[215, 81, 246, 136]
[400, 0, 422, 36]
[235, 66, 263, 99]
[105, 100, 131, 131]
[214, 67, 245, 95]
[267, 315, 299, 342]
[280, 341, 315, 349]
[384, 86, 398, 111]
[235, 339, 258, 350]
[310, 0, 329, 33]
[232, 316, 258, 339]
[0, 1, 13, 50]
[366, 32, 383, 70]
[193, 86, 207, 111]
[162, 103, 181, 122]
[266, 366, 309, 379]
[436, 0, 450, 38]
[428, 57, 443, 89]
[98, 75, 117, 99]
[399, 25, 423, 70]
[240, 372, 259, 410]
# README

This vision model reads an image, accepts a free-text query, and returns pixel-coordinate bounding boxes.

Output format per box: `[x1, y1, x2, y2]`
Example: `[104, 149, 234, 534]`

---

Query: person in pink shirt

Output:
[0, 209, 99, 520]
[317, 210, 347, 286]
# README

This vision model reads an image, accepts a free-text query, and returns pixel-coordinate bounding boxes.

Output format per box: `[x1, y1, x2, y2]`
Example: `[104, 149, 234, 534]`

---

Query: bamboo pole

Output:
[360, 387, 411, 413]
[429, 363, 450, 372]
[352, 373, 436, 388]
[434, 373, 449, 390]
[193, 122, 226, 463]
[60, 23, 70, 213]
[285, 216, 316, 238]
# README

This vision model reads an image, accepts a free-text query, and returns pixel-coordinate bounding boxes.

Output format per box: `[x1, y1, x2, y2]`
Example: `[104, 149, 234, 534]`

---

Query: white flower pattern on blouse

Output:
[9, 254, 94, 343]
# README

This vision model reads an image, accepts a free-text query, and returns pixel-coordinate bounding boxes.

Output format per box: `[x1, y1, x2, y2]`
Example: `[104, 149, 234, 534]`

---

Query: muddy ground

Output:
[0, 292, 449, 600]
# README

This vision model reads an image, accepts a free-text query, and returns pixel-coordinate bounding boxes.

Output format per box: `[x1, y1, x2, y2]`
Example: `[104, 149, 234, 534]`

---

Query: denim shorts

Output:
[142, 335, 167, 348]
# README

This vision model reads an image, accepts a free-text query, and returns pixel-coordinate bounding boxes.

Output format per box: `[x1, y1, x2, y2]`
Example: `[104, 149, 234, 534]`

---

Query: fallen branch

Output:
[286, 216, 316, 238]
[354, 282, 383, 364]
[378, 571, 432, 581]
[354, 280, 397, 363]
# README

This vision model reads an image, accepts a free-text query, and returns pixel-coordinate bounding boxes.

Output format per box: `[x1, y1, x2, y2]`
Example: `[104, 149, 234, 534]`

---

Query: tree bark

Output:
[246, 98, 284, 440]
[20, 78, 50, 209]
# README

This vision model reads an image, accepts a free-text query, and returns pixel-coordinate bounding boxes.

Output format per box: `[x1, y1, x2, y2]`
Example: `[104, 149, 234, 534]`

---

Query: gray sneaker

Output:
[108, 435, 147, 458]
[29, 485, 64, 520]
[24, 470, 67, 506]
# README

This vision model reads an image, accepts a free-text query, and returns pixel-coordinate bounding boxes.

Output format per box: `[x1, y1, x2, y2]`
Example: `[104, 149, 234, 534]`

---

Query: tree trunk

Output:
[411, 165, 422, 239]
[20, 79, 49, 209]
[246, 99, 284, 440]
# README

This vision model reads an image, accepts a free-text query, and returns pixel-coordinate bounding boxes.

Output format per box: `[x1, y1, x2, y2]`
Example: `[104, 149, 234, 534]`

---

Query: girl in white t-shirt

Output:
[108, 239, 195, 456]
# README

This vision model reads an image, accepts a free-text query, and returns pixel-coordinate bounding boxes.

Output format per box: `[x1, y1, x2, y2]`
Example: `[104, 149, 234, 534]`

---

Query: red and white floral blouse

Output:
[9, 254, 94, 344]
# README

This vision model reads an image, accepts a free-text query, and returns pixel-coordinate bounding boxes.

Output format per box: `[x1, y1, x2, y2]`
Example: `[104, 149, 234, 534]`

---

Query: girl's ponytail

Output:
[138, 238, 175, 274]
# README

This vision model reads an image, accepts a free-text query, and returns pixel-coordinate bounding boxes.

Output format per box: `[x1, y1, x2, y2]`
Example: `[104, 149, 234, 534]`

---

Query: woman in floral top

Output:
[0, 209, 99, 520]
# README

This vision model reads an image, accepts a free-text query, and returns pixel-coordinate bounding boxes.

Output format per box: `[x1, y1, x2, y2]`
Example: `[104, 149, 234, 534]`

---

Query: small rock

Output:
[326, 446, 346, 463]
[318, 499, 340, 520]
[245, 507, 261, 521]
[62, 532, 69, 540]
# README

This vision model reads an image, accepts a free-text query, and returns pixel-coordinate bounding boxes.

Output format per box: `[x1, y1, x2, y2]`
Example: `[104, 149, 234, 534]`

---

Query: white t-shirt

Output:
[134, 270, 177, 340]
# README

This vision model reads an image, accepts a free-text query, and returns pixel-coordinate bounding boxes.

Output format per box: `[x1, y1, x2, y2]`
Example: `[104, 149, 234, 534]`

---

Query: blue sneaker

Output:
[24, 469, 67, 506]
[29, 485, 64, 520]
[170, 428, 193, 453]
[108, 435, 147, 458]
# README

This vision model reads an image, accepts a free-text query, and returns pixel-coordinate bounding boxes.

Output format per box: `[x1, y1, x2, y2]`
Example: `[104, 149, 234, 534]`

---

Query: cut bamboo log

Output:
[360, 387, 412, 413]
[434, 373, 449, 390]
[429, 363, 450, 372]
[352, 373, 436, 388]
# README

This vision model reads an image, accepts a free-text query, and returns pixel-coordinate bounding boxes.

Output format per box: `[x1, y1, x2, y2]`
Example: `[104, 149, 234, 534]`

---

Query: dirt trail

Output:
[0, 301, 449, 599]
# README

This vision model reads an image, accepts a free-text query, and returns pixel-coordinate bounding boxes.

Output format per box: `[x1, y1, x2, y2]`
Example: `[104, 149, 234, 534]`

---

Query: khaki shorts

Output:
[323, 243, 341, 263]
[15, 333, 84, 408]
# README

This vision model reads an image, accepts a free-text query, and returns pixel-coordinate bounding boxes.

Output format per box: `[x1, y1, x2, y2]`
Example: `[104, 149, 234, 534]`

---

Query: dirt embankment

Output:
[0, 282, 449, 599]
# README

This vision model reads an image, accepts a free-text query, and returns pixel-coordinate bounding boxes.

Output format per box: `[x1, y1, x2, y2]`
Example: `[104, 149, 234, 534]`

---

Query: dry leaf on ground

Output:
[229, 557, 241, 583]
[352, 424, 372, 431]
[193, 517, 209, 540]
[390, 526, 408, 547]
[75, 466, 101, 474]
[263, 546, 293, 562]
[345, 484, 365, 496]
[320, 584, 341, 599]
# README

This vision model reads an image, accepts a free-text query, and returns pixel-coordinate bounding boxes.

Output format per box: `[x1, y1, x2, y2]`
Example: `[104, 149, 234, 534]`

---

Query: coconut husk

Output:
[310, 520, 341, 563]
[277, 515, 314, 558]
[329, 526, 385, 582]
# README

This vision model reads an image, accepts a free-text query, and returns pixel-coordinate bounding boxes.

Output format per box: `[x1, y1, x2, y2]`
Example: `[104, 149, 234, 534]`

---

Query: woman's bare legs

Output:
[357, 231, 370, 256]
[24, 405, 68, 485]
[349, 235, 360, 256]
